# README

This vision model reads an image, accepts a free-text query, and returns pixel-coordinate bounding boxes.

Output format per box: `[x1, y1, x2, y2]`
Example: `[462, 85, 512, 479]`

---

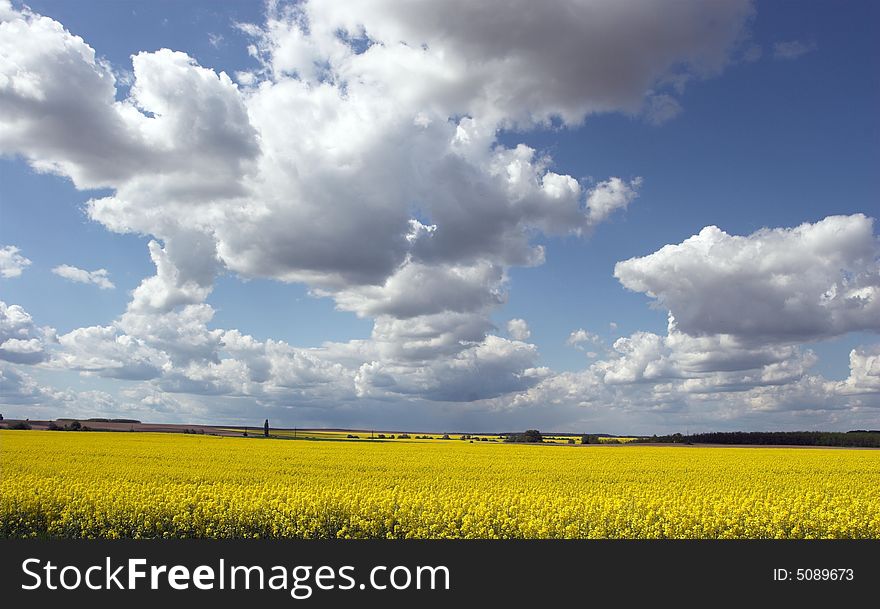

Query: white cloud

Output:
[325, 260, 506, 320]
[56, 325, 168, 380]
[368, 311, 493, 363]
[0, 301, 55, 365]
[127, 238, 217, 312]
[591, 321, 816, 391]
[0, 5, 147, 187]
[0, 362, 55, 406]
[3, 0, 701, 414]
[14, 1, 862, 433]
[259, 0, 753, 126]
[0, 245, 31, 278]
[837, 346, 880, 395]
[52, 264, 115, 289]
[0, 360, 182, 421]
[506, 318, 530, 341]
[586, 177, 642, 225]
[0, 0, 751, 321]
[614, 215, 880, 343]
[567, 328, 600, 347]
[355, 335, 541, 402]
[496, 347, 880, 434]
[773, 40, 816, 61]
[117, 304, 224, 366]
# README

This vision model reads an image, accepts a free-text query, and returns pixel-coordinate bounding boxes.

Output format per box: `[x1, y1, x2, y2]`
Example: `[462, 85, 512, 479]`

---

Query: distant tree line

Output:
[84, 418, 141, 424]
[638, 431, 880, 448]
[503, 430, 543, 443]
[580, 434, 621, 444]
[47, 420, 90, 432]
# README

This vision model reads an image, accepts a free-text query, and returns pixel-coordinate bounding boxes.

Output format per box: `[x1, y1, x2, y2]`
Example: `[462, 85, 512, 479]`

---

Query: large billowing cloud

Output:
[10, 1, 877, 432]
[252, 0, 753, 125]
[0, 9, 258, 190]
[614, 215, 880, 343]
[1, 0, 751, 411]
[0, 0, 750, 301]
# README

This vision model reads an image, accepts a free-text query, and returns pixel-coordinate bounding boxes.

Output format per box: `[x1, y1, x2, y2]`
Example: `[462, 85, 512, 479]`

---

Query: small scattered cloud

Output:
[643, 93, 683, 126]
[567, 329, 601, 348]
[52, 264, 115, 290]
[0, 245, 31, 278]
[586, 177, 642, 225]
[773, 40, 816, 61]
[507, 318, 530, 341]
[208, 32, 224, 49]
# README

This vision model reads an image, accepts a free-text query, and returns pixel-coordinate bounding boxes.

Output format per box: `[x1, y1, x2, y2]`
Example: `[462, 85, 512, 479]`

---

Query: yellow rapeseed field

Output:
[1, 430, 878, 539]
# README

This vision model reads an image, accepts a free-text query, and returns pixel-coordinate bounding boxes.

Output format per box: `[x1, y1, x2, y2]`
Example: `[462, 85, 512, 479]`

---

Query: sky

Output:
[1, 0, 878, 434]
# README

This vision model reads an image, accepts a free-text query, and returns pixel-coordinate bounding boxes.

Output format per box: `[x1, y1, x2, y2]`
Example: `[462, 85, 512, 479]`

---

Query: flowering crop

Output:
[1, 430, 878, 539]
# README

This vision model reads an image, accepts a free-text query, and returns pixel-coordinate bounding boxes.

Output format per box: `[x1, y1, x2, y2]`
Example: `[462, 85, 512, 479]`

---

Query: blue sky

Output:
[1, 0, 878, 433]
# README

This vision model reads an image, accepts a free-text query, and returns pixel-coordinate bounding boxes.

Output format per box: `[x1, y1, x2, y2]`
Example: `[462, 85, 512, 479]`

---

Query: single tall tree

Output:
[264, 419, 269, 437]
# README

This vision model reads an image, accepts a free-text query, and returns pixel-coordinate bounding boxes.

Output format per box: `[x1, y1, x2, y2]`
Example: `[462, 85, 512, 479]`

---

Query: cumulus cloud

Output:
[12, 0, 833, 430]
[56, 325, 168, 380]
[586, 177, 642, 225]
[0, 245, 31, 278]
[355, 335, 542, 402]
[614, 215, 880, 343]
[0, 5, 147, 187]
[325, 260, 506, 320]
[837, 346, 880, 395]
[0, 362, 55, 405]
[567, 329, 600, 347]
[773, 40, 816, 61]
[127, 237, 217, 312]
[493, 301, 880, 430]
[591, 320, 816, 391]
[367, 311, 493, 363]
[0, 360, 184, 421]
[52, 264, 115, 289]
[0, 4, 258, 190]
[47, 303, 357, 401]
[506, 318, 530, 341]
[0, 301, 55, 364]
[497, 347, 879, 434]
[0, 0, 751, 317]
[253, 0, 753, 125]
[116, 305, 224, 366]
[2, 0, 744, 412]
